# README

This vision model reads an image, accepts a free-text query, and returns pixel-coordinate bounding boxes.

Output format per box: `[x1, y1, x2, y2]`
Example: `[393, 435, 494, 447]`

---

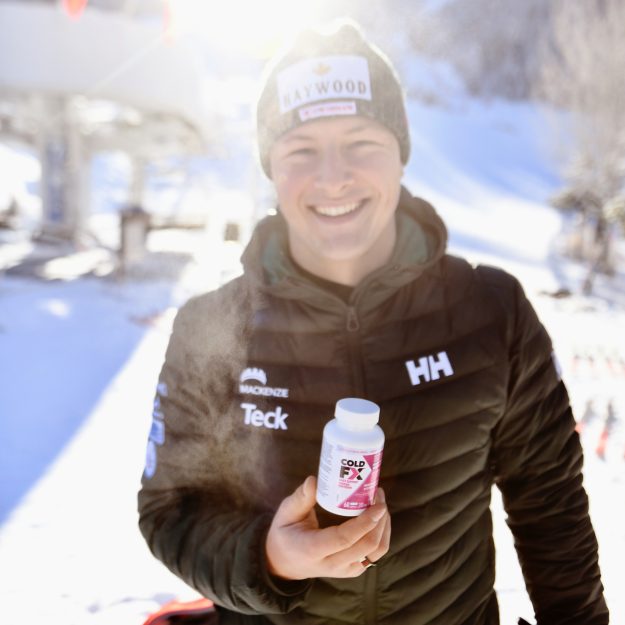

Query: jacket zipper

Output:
[345, 305, 378, 624]
[346, 306, 360, 331]
[345, 306, 366, 394]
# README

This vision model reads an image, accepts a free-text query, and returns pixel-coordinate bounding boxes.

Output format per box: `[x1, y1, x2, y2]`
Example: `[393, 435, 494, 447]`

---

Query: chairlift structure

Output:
[0, 0, 211, 241]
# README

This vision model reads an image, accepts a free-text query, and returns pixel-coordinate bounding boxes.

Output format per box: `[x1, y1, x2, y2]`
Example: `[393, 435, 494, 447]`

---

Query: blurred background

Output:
[0, 1, 623, 623]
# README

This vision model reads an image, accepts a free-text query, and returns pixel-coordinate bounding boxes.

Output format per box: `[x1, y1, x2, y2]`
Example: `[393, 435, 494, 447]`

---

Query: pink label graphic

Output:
[299, 101, 357, 121]
[337, 450, 383, 511]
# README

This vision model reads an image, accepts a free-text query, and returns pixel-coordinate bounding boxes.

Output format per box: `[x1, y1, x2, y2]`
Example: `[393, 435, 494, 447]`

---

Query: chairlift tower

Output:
[0, 0, 211, 243]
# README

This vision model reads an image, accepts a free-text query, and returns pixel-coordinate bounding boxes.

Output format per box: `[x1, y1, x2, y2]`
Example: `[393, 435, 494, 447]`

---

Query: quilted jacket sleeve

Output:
[137, 294, 310, 615]
[490, 275, 609, 624]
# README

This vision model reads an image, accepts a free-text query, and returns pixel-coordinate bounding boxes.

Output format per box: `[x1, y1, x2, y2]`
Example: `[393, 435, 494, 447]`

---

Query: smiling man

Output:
[138, 20, 609, 625]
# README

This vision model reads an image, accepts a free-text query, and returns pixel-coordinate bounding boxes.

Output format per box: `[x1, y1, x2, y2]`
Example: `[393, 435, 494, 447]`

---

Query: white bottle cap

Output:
[335, 398, 380, 431]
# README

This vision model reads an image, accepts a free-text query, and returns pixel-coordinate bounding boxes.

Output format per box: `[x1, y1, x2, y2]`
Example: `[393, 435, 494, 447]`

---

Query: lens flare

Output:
[167, 0, 331, 58]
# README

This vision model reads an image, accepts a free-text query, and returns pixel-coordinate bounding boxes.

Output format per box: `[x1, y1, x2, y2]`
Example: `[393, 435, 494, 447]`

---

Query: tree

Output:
[413, 0, 553, 101]
[538, 0, 625, 289]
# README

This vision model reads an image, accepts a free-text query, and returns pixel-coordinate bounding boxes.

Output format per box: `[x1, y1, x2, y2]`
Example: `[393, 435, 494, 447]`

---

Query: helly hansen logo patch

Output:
[405, 351, 454, 386]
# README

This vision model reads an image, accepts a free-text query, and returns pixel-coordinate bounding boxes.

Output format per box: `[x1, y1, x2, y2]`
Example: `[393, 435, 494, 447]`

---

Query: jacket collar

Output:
[241, 186, 448, 306]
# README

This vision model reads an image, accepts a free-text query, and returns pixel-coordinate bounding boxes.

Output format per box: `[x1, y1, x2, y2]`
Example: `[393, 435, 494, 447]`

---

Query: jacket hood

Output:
[241, 186, 448, 301]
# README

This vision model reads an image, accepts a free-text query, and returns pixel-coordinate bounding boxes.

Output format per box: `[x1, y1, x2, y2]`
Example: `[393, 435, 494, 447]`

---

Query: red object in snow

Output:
[163, 0, 178, 43]
[596, 429, 609, 460]
[142, 598, 216, 625]
[62, 0, 88, 19]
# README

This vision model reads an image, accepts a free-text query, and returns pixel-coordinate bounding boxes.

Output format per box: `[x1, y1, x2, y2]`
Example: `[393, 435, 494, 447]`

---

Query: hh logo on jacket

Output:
[405, 351, 454, 386]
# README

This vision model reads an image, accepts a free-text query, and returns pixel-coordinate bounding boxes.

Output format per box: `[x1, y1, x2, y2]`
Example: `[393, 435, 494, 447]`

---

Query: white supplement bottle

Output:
[316, 397, 385, 517]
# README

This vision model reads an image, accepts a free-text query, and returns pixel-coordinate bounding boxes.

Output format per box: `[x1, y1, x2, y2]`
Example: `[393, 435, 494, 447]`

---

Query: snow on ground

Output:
[1, 94, 624, 625]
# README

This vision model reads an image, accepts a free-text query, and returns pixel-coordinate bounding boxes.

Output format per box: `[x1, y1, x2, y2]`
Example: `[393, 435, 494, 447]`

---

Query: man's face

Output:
[269, 116, 403, 284]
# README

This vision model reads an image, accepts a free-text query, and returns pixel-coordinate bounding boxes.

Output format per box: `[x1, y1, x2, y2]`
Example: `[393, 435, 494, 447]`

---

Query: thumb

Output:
[274, 476, 317, 525]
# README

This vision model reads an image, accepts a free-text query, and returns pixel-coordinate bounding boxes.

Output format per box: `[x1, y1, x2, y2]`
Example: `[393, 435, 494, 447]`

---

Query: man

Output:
[138, 20, 609, 625]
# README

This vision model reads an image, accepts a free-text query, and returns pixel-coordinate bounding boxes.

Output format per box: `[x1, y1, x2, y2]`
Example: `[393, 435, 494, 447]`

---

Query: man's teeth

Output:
[314, 202, 360, 217]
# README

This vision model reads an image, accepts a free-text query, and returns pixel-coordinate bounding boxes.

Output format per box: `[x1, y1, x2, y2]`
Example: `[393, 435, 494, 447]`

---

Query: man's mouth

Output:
[311, 201, 363, 217]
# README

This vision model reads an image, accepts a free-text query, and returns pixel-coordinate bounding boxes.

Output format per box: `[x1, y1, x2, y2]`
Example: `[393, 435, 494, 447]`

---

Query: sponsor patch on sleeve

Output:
[144, 440, 157, 479]
[149, 418, 165, 445]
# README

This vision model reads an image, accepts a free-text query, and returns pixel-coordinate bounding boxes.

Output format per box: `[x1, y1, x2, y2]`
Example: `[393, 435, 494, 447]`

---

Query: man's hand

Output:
[265, 475, 390, 580]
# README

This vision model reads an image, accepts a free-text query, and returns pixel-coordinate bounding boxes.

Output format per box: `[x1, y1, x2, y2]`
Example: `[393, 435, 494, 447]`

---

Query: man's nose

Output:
[314, 147, 354, 194]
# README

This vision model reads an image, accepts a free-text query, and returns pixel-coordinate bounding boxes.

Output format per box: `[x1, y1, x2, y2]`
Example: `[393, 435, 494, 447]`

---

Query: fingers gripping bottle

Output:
[316, 398, 384, 516]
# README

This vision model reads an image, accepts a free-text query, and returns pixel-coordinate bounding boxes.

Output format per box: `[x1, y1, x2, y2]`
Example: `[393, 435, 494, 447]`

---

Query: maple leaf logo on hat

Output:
[313, 62, 331, 75]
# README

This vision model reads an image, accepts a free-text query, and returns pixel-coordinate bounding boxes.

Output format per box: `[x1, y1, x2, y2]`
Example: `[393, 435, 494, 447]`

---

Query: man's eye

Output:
[288, 148, 315, 158]
[350, 141, 378, 149]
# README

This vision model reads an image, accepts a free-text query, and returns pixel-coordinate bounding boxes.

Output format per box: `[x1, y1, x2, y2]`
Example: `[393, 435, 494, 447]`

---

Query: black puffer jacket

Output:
[138, 189, 608, 624]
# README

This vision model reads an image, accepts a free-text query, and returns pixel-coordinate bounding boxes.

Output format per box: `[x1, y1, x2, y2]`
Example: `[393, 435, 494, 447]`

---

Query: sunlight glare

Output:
[169, 0, 331, 58]
[41, 299, 71, 318]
